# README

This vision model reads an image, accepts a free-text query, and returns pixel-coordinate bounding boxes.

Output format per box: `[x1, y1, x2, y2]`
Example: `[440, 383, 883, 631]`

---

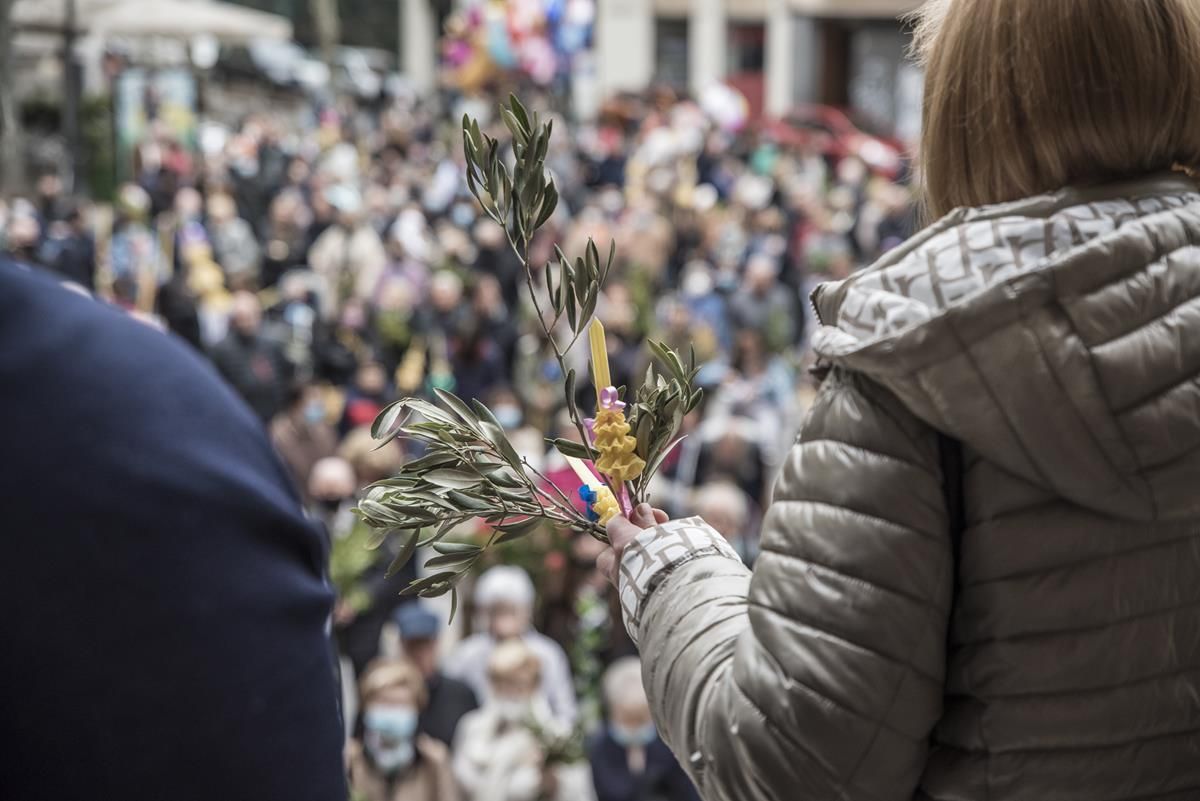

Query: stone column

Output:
[402, 0, 438, 93]
[595, 0, 655, 94]
[689, 0, 726, 94]
[765, 0, 794, 115]
[791, 15, 821, 106]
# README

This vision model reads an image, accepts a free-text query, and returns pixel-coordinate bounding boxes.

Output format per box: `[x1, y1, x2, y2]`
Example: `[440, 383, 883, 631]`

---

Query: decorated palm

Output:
[355, 96, 701, 611]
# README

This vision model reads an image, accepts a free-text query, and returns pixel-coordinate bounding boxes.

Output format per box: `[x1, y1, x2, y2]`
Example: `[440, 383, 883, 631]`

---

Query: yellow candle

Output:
[588, 318, 611, 396]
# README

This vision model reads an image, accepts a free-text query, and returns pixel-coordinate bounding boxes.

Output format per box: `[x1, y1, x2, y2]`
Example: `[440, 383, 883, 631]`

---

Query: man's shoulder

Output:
[2, 261, 215, 392]
[434, 672, 478, 701]
[0, 258, 288, 492]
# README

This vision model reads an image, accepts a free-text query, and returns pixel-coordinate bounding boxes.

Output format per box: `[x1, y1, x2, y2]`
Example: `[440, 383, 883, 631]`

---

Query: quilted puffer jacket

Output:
[616, 173, 1200, 801]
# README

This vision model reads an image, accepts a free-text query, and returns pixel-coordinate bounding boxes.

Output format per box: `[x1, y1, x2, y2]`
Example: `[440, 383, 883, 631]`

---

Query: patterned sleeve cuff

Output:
[617, 516, 742, 645]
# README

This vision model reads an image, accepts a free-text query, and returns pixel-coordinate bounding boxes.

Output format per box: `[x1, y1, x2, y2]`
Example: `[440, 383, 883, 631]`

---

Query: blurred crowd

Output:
[2, 83, 915, 801]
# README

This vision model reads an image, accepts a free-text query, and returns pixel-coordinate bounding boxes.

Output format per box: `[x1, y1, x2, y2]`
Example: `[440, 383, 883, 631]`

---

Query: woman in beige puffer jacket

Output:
[600, 2, 1200, 800]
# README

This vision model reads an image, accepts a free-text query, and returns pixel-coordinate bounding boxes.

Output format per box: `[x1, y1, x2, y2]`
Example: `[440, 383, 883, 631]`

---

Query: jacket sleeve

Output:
[617, 368, 954, 801]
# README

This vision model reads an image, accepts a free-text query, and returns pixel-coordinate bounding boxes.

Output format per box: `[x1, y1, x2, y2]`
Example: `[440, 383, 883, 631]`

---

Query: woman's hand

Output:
[598, 503, 670, 586]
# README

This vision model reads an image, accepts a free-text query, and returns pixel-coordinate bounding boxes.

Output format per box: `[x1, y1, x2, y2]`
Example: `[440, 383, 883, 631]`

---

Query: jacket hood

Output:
[812, 172, 1200, 521]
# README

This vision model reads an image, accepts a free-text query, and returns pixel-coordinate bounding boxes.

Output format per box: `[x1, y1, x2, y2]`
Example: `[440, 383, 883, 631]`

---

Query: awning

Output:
[14, 0, 292, 42]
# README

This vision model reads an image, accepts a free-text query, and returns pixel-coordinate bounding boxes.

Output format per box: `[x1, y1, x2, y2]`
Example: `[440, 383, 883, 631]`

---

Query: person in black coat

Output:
[393, 604, 478, 747]
[0, 258, 345, 800]
[587, 658, 700, 801]
[211, 290, 292, 423]
[36, 201, 96, 291]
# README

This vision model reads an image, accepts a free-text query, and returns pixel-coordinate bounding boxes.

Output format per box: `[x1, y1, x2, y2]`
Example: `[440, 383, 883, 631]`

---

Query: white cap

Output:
[475, 565, 535, 609]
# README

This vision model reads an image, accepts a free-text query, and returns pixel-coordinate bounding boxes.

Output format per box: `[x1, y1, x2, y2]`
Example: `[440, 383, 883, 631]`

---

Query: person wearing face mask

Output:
[453, 641, 596, 801]
[307, 456, 357, 534]
[270, 382, 338, 503]
[348, 659, 460, 801]
[587, 658, 698, 801]
[445, 566, 577, 726]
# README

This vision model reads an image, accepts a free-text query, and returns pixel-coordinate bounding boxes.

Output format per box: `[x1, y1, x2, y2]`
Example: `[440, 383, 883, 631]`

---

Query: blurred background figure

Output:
[348, 658, 460, 801]
[270, 381, 338, 501]
[207, 192, 261, 290]
[453, 640, 595, 801]
[37, 201, 95, 291]
[587, 658, 699, 801]
[446, 566, 577, 725]
[212, 290, 290, 422]
[691, 480, 757, 565]
[394, 604, 479, 748]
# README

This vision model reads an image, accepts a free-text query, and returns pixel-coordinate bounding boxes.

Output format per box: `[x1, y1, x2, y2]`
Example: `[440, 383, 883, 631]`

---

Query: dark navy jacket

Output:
[0, 260, 346, 800]
[587, 729, 701, 801]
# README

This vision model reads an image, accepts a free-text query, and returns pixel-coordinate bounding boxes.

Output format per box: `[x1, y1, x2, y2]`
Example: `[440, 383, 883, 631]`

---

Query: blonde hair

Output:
[487, 639, 541, 683]
[359, 658, 428, 709]
[912, 0, 1200, 219]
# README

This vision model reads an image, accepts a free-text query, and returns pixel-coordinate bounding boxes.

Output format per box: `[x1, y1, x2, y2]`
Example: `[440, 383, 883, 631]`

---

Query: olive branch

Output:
[355, 96, 701, 607]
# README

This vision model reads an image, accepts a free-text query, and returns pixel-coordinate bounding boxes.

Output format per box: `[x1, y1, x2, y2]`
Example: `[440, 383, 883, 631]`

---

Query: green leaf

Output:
[565, 281, 578, 332]
[431, 541, 483, 556]
[572, 257, 589, 305]
[579, 285, 598, 331]
[420, 517, 461, 547]
[557, 257, 572, 312]
[486, 467, 527, 489]
[551, 437, 593, 460]
[534, 118, 552, 164]
[433, 388, 481, 431]
[633, 412, 655, 460]
[423, 469, 484, 490]
[446, 489, 493, 513]
[472, 400, 524, 467]
[604, 239, 616, 283]
[502, 108, 530, 147]
[496, 486, 532, 503]
[565, 368, 580, 424]
[388, 506, 440, 525]
[372, 400, 408, 440]
[644, 435, 688, 480]
[402, 571, 461, 597]
[508, 94, 531, 135]
[364, 526, 390, 551]
[496, 516, 544, 543]
[399, 451, 459, 473]
[385, 529, 421, 578]
[535, 178, 558, 229]
[544, 256, 556, 307]
[449, 587, 459, 624]
[424, 551, 479, 570]
[399, 490, 458, 510]
[585, 239, 600, 280]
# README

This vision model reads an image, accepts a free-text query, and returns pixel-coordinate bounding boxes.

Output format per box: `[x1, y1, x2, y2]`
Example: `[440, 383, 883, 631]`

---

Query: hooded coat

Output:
[616, 174, 1200, 801]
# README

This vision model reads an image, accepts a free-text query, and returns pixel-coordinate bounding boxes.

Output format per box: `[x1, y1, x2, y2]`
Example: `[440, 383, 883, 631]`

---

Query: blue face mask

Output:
[610, 722, 657, 748]
[364, 705, 419, 740]
[363, 705, 419, 774]
[493, 404, 523, 430]
[304, 401, 326, 425]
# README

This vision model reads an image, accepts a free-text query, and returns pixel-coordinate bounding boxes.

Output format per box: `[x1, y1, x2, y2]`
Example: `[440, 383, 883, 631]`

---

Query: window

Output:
[655, 18, 689, 87]
[727, 22, 765, 75]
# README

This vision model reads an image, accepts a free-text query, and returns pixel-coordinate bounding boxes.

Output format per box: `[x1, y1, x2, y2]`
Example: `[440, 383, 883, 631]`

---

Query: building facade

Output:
[595, 0, 923, 133]
[397, 0, 923, 136]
